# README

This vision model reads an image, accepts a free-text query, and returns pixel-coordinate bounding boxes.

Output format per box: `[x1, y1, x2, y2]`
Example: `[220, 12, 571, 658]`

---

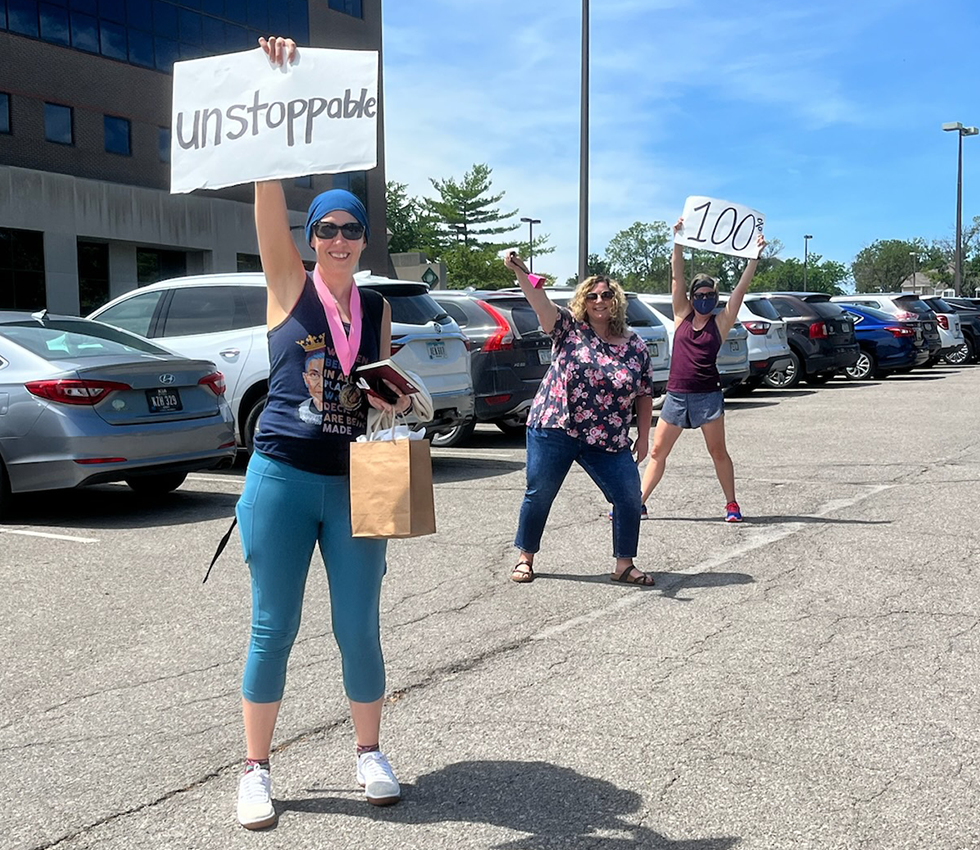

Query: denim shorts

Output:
[659, 390, 724, 429]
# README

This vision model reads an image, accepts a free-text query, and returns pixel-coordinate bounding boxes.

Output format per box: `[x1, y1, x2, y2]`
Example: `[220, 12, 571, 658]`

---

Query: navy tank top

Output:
[252, 275, 384, 475]
[666, 312, 722, 393]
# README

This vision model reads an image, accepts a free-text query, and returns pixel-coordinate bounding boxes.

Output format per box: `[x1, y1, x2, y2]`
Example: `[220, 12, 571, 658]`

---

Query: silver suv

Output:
[90, 272, 474, 448]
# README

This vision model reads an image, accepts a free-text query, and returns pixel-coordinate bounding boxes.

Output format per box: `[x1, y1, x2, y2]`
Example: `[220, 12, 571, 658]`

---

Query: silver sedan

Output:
[0, 311, 237, 515]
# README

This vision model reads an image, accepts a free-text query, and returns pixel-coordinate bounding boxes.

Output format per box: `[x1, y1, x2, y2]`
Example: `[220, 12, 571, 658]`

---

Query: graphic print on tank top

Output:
[295, 332, 364, 435]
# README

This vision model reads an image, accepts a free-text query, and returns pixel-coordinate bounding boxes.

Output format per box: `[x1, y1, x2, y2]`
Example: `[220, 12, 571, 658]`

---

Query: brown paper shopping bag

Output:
[349, 437, 436, 538]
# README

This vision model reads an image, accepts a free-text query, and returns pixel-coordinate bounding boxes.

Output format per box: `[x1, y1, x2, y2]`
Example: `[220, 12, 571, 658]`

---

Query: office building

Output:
[0, 0, 387, 314]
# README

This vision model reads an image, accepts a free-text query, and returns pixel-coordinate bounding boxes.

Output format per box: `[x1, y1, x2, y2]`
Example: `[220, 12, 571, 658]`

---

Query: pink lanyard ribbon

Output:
[312, 268, 362, 378]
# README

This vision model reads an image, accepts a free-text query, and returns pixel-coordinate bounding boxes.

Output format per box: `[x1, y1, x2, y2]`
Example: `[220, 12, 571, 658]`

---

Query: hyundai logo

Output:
[159, 374, 176, 385]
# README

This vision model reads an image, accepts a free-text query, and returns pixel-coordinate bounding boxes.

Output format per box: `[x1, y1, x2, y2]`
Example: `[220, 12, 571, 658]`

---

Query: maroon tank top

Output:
[666, 312, 722, 393]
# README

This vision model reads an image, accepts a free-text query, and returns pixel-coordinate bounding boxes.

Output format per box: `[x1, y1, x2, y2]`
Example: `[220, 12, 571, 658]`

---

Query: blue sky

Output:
[381, 0, 979, 283]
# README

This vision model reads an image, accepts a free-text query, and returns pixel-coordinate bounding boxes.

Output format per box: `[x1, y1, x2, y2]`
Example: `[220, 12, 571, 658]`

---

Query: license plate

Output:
[426, 341, 446, 359]
[730, 340, 740, 351]
[647, 344, 659, 358]
[538, 348, 552, 364]
[146, 388, 182, 413]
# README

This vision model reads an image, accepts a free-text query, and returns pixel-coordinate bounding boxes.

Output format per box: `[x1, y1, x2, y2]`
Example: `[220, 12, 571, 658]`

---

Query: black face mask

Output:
[692, 292, 718, 315]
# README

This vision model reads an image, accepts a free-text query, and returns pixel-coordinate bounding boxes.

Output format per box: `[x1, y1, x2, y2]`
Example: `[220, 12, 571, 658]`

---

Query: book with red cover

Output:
[355, 359, 421, 404]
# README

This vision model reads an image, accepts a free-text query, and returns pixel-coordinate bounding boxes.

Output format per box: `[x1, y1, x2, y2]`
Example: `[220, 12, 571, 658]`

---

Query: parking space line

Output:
[531, 484, 894, 642]
[0, 528, 99, 543]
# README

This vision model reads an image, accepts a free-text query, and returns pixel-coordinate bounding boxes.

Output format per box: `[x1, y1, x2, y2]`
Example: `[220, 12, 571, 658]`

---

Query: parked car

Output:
[0, 311, 237, 517]
[748, 293, 860, 388]
[430, 290, 552, 446]
[830, 294, 943, 366]
[836, 304, 923, 379]
[90, 272, 475, 448]
[546, 289, 671, 394]
[635, 294, 750, 398]
[920, 296, 977, 364]
[719, 294, 793, 390]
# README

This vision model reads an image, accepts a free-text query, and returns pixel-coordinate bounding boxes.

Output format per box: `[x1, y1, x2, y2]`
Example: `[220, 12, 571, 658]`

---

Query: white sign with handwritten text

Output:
[675, 196, 765, 259]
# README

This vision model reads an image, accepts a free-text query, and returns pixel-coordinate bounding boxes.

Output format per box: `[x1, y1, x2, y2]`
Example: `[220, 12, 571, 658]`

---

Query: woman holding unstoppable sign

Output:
[637, 217, 766, 524]
[504, 253, 656, 586]
[232, 34, 408, 831]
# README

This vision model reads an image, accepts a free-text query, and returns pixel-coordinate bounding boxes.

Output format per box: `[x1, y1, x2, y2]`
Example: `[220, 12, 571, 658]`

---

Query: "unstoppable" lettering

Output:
[175, 87, 377, 150]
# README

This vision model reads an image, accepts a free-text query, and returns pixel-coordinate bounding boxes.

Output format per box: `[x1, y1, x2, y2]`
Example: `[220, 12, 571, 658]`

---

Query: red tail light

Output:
[742, 320, 771, 335]
[198, 371, 226, 396]
[462, 334, 472, 352]
[485, 394, 513, 406]
[390, 342, 404, 356]
[885, 325, 914, 338]
[476, 299, 514, 351]
[26, 379, 131, 405]
[808, 321, 828, 339]
[936, 315, 949, 330]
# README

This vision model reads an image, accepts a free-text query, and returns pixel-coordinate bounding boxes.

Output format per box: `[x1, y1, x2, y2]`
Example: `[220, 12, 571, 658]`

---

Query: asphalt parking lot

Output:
[3, 366, 979, 850]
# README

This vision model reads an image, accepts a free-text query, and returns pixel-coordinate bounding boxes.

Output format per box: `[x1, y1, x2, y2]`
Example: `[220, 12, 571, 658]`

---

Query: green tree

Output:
[441, 243, 519, 290]
[604, 221, 671, 292]
[927, 215, 980, 294]
[385, 182, 440, 256]
[851, 239, 928, 292]
[564, 253, 610, 286]
[750, 254, 849, 295]
[424, 163, 520, 250]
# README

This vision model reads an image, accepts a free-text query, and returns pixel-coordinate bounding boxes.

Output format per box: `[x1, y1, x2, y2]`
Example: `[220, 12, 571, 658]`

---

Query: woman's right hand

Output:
[259, 36, 296, 66]
[503, 251, 529, 277]
[673, 217, 684, 235]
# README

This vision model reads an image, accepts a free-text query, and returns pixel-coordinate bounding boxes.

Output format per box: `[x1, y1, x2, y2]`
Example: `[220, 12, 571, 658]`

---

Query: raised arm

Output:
[503, 252, 559, 334]
[716, 232, 766, 337]
[670, 218, 692, 324]
[255, 37, 306, 327]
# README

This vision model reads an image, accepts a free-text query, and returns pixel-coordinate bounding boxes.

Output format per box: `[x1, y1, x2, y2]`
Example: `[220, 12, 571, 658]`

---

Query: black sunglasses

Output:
[313, 221, 365, 240]
[585, 290, 615, 302]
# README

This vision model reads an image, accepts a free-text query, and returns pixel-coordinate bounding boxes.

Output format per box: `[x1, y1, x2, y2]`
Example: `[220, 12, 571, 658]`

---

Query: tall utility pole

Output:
[578, 0, 589, 282]
[942, 122, 978, 296]
[520, 217, 541, 273]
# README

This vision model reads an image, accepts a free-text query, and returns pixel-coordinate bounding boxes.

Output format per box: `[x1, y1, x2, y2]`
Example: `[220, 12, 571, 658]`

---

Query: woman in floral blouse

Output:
[504, 253, 656, 586]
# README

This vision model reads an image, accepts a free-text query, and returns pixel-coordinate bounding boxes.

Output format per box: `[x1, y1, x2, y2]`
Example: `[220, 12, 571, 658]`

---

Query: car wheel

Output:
[494, 419, 526, 436]
[125, 472, 188, 495]
[944, 338, 973, 365]
[243, 394, 267, 454]
[429, 420, 476, 448]
[845, 350, 876, 380]
[0, 459, 11, 521]
[763, 351, 801, 389]
[805, 371, 835, 385]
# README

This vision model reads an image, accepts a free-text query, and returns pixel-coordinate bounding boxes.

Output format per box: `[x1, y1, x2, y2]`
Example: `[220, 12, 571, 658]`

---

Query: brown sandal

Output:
[610, 564, 654, 586]
[511, 561, 534, 583]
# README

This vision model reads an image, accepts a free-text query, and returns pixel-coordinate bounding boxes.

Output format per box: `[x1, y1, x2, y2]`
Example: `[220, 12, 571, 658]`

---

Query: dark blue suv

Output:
[836, 304, 923, 379]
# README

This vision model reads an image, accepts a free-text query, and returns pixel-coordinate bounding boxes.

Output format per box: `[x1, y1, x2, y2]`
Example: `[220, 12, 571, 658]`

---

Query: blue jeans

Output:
[236, 451, 388, 704]
[515, 428, 642, 559]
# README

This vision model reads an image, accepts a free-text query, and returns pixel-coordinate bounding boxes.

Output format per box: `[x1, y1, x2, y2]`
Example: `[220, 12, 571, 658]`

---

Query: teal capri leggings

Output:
[236, 451, 388, 704]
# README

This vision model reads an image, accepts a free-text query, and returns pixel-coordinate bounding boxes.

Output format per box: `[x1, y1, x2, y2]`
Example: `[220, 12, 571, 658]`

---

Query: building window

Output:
[0, 94, 10, 134]
[237, 253, 262, 272]
[333, 171, 368, 208]
[0, 228, 46, 311]
[137, 247, 186, 286]
[44, 103, 73, 145]
[7, 0, 40, 37]
[328, 0, 362, 18]
[77, 241, 110, 315]
[104, 115, 131, 155]
[39, 4, 71, 46]
[158, 127, 171, 163]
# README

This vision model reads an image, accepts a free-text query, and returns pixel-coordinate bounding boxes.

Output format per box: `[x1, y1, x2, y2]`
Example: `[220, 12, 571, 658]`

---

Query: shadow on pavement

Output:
[432, 456, 525, 484]
[648, 514, 890, 526]
[284, 760, 738, 849]
[750, 388, 817, 398]
[532, 568, 753, 598]
[720, 400, 779, 410]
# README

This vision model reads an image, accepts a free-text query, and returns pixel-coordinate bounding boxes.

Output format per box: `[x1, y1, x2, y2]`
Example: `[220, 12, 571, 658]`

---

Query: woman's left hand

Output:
[755, 232, 767, 257]
[632, 434, 649, 465]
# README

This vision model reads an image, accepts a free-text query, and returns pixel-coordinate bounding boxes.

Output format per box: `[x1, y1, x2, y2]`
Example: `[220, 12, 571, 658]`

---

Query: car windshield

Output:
[488, 299, 543, 335]
[365, 286, 452, 326]
[742, 299, 780, 320]
[895, 298, 932, 314]
[625, 298, 663, 328]
[847, 306, 894, 323]
[810, 302, 847, 319]
[926, 298, 954, 312]
[1, 319, 171, 359]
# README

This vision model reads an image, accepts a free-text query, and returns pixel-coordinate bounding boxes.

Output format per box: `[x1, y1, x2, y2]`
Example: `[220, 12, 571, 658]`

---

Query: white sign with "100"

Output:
[675, 196, 765, 259]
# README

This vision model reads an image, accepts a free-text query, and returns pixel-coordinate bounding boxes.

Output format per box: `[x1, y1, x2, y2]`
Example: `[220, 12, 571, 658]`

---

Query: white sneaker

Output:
[356, 751, 401, 806]
[237, 766, 277, 829]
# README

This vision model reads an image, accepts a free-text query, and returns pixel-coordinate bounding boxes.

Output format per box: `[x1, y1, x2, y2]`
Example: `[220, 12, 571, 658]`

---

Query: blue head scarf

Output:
[304, 189, 370, 245]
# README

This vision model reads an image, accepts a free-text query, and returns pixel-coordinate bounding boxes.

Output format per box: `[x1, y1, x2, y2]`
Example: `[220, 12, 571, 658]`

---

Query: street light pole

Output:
[803, 234, 813, 291]
[520, 216, 541, 273]
[578, 0, 589, 282]
[909, 251, 918, 290]
[942, 122, 979, 296]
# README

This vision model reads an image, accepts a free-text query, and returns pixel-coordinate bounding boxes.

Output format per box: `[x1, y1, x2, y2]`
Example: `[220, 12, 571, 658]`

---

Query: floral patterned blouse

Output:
[526, 307, 654, 451]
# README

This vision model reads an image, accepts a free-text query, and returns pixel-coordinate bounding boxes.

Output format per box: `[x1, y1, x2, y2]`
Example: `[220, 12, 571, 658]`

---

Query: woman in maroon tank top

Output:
[639, 218, 765, 523]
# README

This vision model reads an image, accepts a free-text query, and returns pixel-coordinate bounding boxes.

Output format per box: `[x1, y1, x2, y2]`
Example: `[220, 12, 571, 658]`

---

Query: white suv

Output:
[89, 272, 474, 449]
